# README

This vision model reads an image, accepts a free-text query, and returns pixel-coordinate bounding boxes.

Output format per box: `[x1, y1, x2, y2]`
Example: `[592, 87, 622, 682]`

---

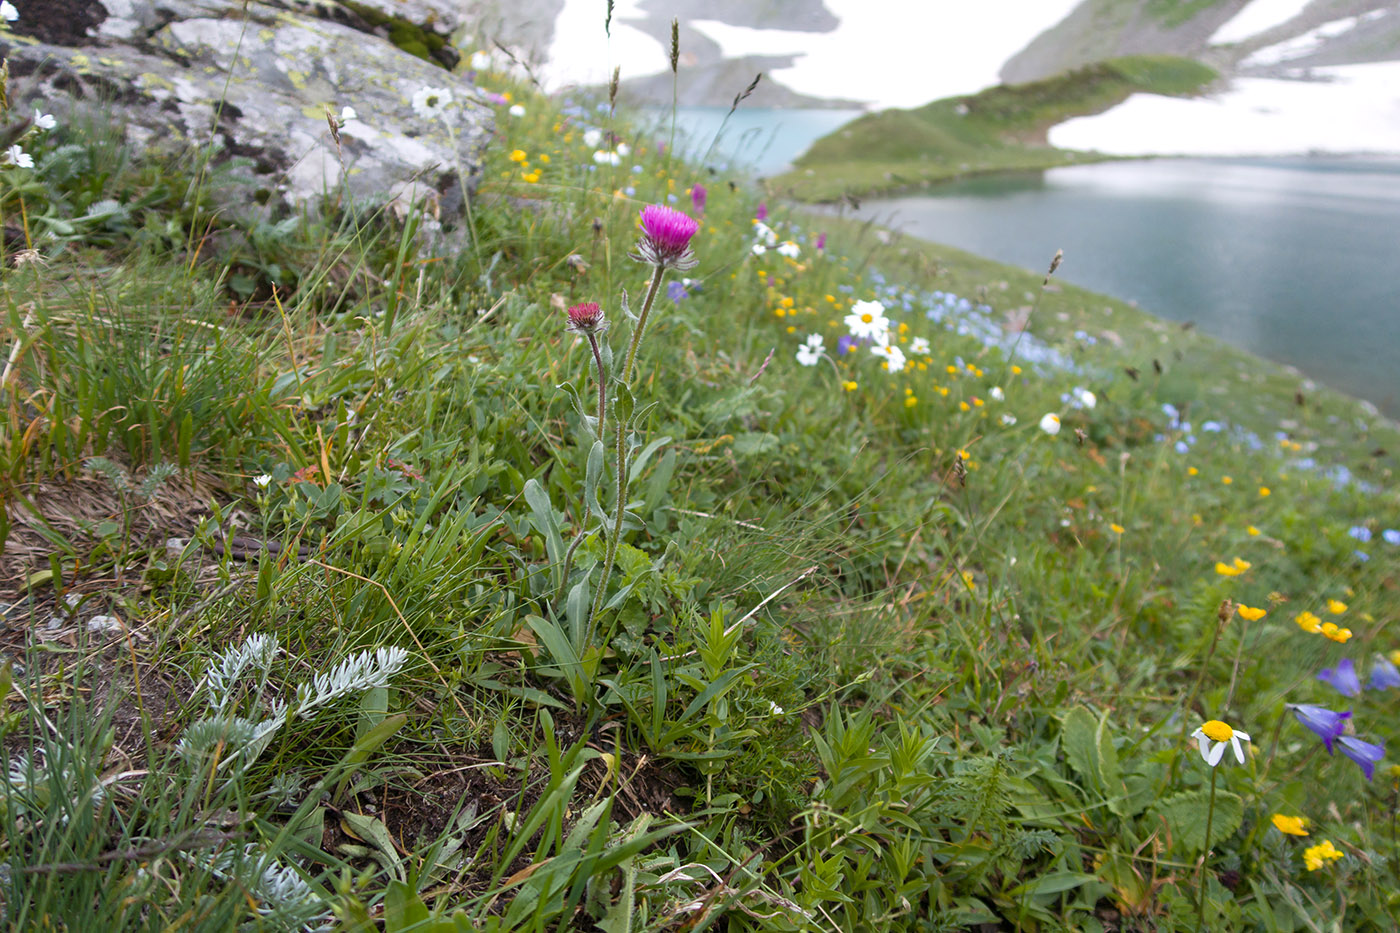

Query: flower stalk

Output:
[1195, 766, 1219, 932]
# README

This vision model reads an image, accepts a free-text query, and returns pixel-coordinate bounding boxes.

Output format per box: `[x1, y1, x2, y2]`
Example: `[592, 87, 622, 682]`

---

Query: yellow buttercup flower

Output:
[1303, 840, 1344, 871]
[1319, 623, 1352, 644]
[1238, 605, 1267, 622]
[1247, 525, 1260, 536]
[1271, 814, 1309, 837]
[1110, 523, 1125, 535]
[1222, 476, 1233, 485]
[1389, 649, 1400, 667]
[842, 380, 858, 392]
[1295, 611, 1322, 634]
[1327, 599, 1348, 615]
[1259, 486, 1271, 497]
[1215, 557, 1251, 577]
[1187, 466, 1199, 476]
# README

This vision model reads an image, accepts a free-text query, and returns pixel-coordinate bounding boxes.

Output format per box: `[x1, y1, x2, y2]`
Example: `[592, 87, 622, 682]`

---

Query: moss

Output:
[338, 1, 451, 67]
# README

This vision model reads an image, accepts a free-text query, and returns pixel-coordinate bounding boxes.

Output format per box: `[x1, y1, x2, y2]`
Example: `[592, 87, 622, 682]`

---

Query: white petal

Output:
[1206, 741, 1226, 767]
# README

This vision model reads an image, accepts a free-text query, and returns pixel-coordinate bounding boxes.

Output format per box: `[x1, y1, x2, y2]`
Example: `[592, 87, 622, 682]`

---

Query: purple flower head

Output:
[632, 204, 699, 270]
[666, 280, 689, 303]
[815, 232, 827, 251]
[690, 183, 707, 215]
[485, 92, 509, 106]
[1348, 525, 1372, 542]
[755, 202, 767, 221]
[1337, 735, 1385, 781]
[1318, 658, 1362, 697]
[1287, 703, 1351, 753]
[1383, 529, 1400, 546]
[565, 301, 606, 335]
[1369, 655, 1400, 690]
[836, 335, 859, 356]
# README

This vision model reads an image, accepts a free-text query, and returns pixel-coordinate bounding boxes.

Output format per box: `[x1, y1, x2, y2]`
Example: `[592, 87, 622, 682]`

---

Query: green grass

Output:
[772, 55, 1218, 202]
[0, 50, 1398, 932]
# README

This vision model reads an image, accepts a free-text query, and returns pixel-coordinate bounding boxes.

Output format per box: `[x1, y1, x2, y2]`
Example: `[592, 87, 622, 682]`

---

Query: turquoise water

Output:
[656, 107, 864, 176]
[853, 158, 1400, 416]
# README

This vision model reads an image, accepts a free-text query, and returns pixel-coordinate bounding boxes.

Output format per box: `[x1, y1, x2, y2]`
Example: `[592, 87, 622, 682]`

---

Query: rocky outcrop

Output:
[2, 0, 493, 216]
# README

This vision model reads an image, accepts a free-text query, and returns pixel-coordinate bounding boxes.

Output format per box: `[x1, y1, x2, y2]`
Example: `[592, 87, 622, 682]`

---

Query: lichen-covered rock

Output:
[2, 0, 492, 217]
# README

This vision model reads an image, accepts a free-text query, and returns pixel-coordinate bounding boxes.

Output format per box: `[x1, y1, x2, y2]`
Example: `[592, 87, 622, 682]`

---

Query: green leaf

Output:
[524, 479, 565, 593]
[1061, 706, 1120, 796]
[584, 440, 609, 525]
[334, 713, 407, 803]
[1153, 788, 1243, 855]
[383, 880, 431, 932]
[1007, 871, 1100, 898]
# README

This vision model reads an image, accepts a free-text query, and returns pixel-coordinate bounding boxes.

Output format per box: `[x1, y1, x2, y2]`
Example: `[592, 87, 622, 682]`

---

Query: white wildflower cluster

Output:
[411, 85, 455, 125]
[0, 10, 60, 177]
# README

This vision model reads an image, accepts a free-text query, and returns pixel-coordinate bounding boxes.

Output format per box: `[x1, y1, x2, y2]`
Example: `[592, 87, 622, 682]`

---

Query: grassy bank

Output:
[771, 55, 1218, 202]
[1, 54, 1399, 932]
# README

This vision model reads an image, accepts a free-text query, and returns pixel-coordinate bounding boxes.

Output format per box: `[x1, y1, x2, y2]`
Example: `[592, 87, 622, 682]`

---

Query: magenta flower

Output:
[1338, 735, 1385, 781]
[815, 232, 827, 251]
[632, 204, 699, 270]
[755, 201, 767, 221]
[566, 301, 606, 335]
[691, 183, 707, 215]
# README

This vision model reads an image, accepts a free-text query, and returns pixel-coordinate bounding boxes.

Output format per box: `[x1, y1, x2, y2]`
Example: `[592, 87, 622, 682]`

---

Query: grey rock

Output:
[3, 0, 493, 216]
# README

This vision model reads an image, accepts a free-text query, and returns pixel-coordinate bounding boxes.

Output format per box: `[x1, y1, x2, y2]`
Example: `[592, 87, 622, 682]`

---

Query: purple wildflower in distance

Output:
[1369, 655, 1400, 690]
[1337, 735, 1385, 781]
[666, 280, 689, 303]
[1318, 658, 1362, 697]
[1384, 529, 1400, 545]
[815, 232, 827, 251]
[690, 183, 707, 215]
[836, 335, 859, 356]
[632, 204, 699, 270]
[755, 201, 767, 221]
[1348, 525, 1372, 542]
[1287, 703, 1351, 753]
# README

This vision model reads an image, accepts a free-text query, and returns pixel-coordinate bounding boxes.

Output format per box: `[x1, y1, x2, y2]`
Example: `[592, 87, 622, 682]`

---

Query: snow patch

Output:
[1047, 62, 1400, 156]
[1211, 0, 1315, 45]
[1240, 12, 1386, 67]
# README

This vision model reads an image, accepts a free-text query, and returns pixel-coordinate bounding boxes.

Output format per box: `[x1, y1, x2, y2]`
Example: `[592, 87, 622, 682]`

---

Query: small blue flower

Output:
[1355, 550, 1371, 563]
[667, 280, 689, 303]
[1337, 735, 1385, 781]
[1348, 526, 1372, 542]
[1287, 703, 1351, 753]
[1384, 529, 1400, 546]
[1318, 658, 1362, 697]
[1369, 656, 1400, 690]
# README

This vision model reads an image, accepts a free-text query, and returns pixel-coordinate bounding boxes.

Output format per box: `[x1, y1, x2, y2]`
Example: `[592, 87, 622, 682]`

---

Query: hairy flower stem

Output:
[587, 264, 668, 643]
[556, 332, 608, 606]
[1195, 767, 1219, 932]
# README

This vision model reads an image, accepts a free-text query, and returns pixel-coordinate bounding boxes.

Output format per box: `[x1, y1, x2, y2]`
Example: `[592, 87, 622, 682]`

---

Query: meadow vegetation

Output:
[1, 35, 1399, 933]
[771, 55, 1218, 202]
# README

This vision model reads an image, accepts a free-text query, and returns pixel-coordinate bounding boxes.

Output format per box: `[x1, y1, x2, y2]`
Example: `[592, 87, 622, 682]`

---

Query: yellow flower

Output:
[1011, 365, 1022, 375]
[1222, 476, 1233, 485]
[1272, 814, 1309, 837]
[538, 153, 550, 163]
[1389, 649, 1400, 667]
[1327, 599, 1348, 615]
[1247, 525, 1260, 536]
[957, 449, 971, 460]
[508, 149, 527, 162]
[958, 401, 971, 412]
[1303, 840, 1344, 871]
[1319, 623, 1352, 644]
[1259, 486, 1271, 497]
[1188, 466, 1199, 476]
[1191, 719, 1250, 766]
[1295, 611, 1322, 634]
[904, 396, 918, 408]
[842, 380, 858, 392]
[1215, 558, 1251, 577]
[1238, 605, 1267, 621]
[1110, 523, 1125, 535]
[1234, 557, 1251, 571]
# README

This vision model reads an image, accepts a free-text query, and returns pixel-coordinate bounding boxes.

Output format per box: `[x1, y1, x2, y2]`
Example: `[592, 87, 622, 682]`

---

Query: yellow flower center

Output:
[861, 313, 873, 324]
[1201, 720, 1234, 742]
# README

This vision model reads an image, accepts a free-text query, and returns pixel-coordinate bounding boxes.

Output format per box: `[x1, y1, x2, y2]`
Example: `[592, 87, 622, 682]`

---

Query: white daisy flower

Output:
[582, 128, 603, 149]
[1000, 413, 1017, 426]
[338, 106, 358, 123]
[909, 337, 931, 356]
[3, 145, 33, 169]
[1039, 412, 1061, 435]
[411, 86, 454, 123]
[751, 243, 767, 256]
[615, 142, 631, 157]
[990, 386, 1005, 401]
[33, 110, 56, 130]
[753, 221, 778, 247]
[843, 299, 889, 341]
[1190, 719, 1251, 767]
[508, 104, 525, 117]
[1072, 387, 1097, 409]
[592, 149, 621, 166]
[0, 2, 17, 23]
[871, 342, 906, 374]
[776, 240, 800, 259]
[470, 50, 492, 70]
[795, 334, 824, 367]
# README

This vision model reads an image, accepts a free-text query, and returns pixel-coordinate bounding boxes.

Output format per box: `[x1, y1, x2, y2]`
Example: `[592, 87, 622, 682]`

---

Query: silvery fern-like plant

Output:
[293, 646, 409, 719]
[204, 845, 332, 932]
[204, 633, 280, 711]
